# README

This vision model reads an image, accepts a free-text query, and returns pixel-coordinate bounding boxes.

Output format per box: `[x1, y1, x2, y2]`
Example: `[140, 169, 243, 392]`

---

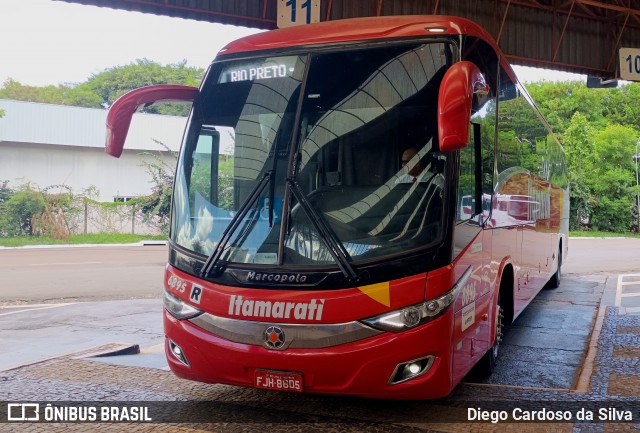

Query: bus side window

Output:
[462, 37, 498, 212]
[458, 93, 494, 223]
[457, 138, 477, 222]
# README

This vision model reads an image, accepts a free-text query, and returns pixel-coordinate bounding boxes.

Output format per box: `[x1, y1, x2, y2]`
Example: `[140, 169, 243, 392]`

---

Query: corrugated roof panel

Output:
[0, 99, 186, 152]
[63, 0, 277, 29]
[61, 0, 640, 78]
[380, 0, 432, 16]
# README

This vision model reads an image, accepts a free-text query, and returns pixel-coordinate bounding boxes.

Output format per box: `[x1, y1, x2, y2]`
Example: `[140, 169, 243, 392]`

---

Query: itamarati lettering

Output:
[228, 295, 325, 321]
[247, 271, 307, 283]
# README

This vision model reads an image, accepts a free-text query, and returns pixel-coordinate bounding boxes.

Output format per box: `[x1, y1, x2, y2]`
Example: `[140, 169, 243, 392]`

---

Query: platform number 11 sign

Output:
[278, 0, 320, 28]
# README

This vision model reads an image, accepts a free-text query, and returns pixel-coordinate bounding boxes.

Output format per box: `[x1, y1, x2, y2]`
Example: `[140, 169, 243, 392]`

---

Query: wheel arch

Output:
[496, 260, 515, 327]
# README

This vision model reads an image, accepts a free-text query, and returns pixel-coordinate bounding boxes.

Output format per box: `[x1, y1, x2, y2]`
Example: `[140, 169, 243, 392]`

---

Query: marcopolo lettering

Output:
[228, 295, 325, 321]
[246, 271, 307, 283]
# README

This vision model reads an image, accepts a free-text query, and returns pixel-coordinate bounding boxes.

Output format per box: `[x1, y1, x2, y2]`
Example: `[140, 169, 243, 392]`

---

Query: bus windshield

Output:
[171, 42, 451, 268]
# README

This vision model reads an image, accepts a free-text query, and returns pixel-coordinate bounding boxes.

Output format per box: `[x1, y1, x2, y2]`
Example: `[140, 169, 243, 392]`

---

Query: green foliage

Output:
[83, 59, 202, 114]
[569, 230, 640, 238]
[562, 112, 596, 228]
[527, 81, 608, 132]
[0, 59, 203, 113]
[602, 84, 640, 127]
[524, 81, 640, 232]
[588, 126, 638, 231]
[136, 141, 178, 234]
[0, 185, 46, 236]
[591, 196, 634, 232]
[1, 78, 65, 104]
[0, 184, 85, 238]
[33, 185, 82, 240]
[0, 180, 13, 204]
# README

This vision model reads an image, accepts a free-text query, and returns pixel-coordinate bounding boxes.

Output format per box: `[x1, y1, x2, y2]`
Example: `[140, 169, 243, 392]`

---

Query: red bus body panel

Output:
[164, 227, 495, 399]
[221, 16, 496, 55]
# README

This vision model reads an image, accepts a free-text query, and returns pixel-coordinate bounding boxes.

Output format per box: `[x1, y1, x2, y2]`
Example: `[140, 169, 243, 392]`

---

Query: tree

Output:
[0, 78, 67, 104]
[602, 82, 640, 128]
[83, 59, 203, 114]
[0, 60, 203, 112]
[562, 113, 595, 228]
[526, 81, 607, 134]
[587, 124, 639, 231]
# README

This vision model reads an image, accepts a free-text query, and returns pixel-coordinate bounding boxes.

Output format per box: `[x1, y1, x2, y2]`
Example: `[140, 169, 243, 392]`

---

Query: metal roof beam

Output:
[606, 10, 630, 70]
[552, 0, 576, 62]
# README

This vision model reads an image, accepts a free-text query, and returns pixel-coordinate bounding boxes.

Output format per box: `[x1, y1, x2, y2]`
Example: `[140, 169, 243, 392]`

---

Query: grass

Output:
[0, 233, 167, 247]
[2, 231, 638, 247]
[569, 231, 640, 238]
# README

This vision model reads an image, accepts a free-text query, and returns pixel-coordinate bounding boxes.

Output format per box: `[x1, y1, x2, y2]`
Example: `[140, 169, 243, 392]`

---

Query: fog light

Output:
[389, 356, 435, 385]
[168, 339, 190, 367]
[406, 362, 421, 375]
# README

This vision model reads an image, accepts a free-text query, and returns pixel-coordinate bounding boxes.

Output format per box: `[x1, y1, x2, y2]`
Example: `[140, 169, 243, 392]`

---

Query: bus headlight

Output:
[361, 266, 472, 333]
[163, 290, 203, 319]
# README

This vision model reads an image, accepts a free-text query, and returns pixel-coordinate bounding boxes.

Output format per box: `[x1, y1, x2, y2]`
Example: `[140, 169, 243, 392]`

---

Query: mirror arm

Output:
[105, 84, 198, 157]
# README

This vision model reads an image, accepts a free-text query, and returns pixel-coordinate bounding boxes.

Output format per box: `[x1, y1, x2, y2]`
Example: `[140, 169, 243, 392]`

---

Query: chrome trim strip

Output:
[453, 265, 473, 299]
[189, 313, 383, 349]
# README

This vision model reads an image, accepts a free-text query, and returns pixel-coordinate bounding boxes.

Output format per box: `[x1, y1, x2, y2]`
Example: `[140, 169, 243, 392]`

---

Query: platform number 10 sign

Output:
[278, 0, 320, 28]
[619, 48, 640, 82]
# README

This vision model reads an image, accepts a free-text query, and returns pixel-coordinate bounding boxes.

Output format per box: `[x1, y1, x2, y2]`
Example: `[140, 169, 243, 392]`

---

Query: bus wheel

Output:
[474, 292, 504, 378]
[548, 245, 562, 289]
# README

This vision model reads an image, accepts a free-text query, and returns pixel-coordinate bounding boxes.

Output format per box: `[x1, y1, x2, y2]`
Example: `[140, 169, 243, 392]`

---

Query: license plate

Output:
[255, 370, 303, 392]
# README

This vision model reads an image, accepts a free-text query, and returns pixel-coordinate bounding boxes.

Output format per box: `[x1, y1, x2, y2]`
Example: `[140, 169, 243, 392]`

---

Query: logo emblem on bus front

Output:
[264, 326, 286, 349]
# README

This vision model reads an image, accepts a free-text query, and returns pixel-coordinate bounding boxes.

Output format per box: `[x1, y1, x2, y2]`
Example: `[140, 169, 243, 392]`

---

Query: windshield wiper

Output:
[200, 171, 272, 278]
[286, 177, 359, 282]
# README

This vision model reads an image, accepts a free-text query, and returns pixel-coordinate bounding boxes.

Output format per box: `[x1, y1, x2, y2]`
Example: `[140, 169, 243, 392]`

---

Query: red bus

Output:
[105, 16, 568, 399]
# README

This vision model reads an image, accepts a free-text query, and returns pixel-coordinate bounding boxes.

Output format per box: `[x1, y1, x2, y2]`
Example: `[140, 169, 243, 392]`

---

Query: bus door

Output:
[451, 121, 492, 383]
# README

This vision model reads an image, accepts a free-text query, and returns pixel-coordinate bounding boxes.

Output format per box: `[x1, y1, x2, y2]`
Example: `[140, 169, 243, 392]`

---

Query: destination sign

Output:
[229, 65, 290, 82]
[218, 56, 300, 83]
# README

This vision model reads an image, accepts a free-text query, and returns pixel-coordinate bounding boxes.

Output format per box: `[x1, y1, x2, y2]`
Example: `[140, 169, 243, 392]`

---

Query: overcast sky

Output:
[0, 0, 260, 86]
[1, 0, 585, 87]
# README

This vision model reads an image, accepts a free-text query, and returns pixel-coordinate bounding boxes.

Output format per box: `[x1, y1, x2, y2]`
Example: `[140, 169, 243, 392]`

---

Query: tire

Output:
[473, 291, 504, 379]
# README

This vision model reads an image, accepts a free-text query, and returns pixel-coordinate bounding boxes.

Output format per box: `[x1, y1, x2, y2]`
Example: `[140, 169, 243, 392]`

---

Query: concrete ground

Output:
[1, 240, 640, 431]
[1, 272, 639, 431]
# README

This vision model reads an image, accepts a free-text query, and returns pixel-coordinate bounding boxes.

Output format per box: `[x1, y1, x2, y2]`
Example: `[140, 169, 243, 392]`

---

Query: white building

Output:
[0, 99, 187, 202]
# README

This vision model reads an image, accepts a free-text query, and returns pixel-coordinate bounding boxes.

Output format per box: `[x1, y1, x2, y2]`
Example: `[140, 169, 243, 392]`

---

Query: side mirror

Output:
[105, 84, 198, 157]
[438, 61, 489, 152]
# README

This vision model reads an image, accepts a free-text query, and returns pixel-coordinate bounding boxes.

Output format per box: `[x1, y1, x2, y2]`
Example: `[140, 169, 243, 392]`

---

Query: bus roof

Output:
[220, 15, 500, 57]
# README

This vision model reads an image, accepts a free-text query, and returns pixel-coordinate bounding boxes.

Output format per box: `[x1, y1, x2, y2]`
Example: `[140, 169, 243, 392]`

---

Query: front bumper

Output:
[163, 308, 455, 399]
